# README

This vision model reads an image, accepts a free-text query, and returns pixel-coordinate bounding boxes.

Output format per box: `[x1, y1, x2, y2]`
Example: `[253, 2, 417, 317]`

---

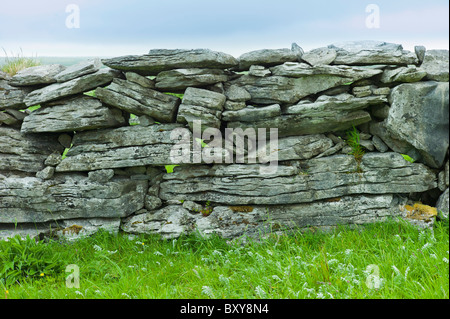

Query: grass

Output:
[1, 49, 41, 76]
[1, 217, 448, 299]
[346, 126, 365, 169]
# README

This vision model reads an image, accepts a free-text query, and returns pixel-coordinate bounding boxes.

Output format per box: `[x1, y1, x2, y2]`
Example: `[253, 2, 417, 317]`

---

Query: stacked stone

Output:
[0, 41, 448, 240]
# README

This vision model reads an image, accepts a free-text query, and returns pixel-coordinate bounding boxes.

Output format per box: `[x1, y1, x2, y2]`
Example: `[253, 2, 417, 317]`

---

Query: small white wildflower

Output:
[442, 257, 449, 264]
[328, 259, 338, 265]
[345, 249, 353, 256]
[266, 250, 273, 256]
[107, 250, 117, 255]
[135, 241, 143, 245]
[201, 286, 215, 299]
[128, 265, 135, 268]
[392, 265, 401, 276]
[219, 274, 230, 285]
[212, 250, 222, 256]
[316, 292, 325, 299]
[255, 286, 267, 298]
[75, 291, 83, 295]
[401, 246, 406, 250]
[153, 251, 163, 256]
[93, 244, 102, 251]
[430, 253, 437, 259]
[272, 275, 281, 281]
[95, 290, 101, 294]
[169, 261, 174, 267]
[192, 268, 200, 278]
[421, 243, 431, 250]
[141, 267, 147, 271]
[121, 293, 131, 299]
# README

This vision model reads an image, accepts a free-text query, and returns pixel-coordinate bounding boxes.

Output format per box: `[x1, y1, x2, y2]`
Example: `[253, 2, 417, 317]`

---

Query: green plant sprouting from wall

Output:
[346, 126, 365, 172]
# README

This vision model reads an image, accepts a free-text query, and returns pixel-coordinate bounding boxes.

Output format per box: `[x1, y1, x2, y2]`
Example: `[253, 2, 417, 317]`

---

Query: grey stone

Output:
[0, 80, 33, 110]
[0, 111, 19, 126]
[88, 169, 115, 183]
[352, 86, 372, 98]
[95, 78, 180, 123]
[58, 134, 72, 149]
[270, 62, 383, 79]
[228, 94, 386, 137]
[159, 153, 436, 205]
[359, 139, 374, 151]
[238, 48, 299, 71]
[55, 124, 192, 172]
[266, 134, 334, 161]
[386, 81, 449, 168]
[222, 104, 280, 122]
[0, 126, 64, 173]
[291, 43, 304, 61]
[224, 100, 247, 111]
[248, 65, 271, 77]
[53, 218, 121, 240]
[4, 109, 26, 121]
[176, 87, 226, 131]
[9, 64, 66, 86]
[225, 84, 251, 102]
[415, 46, 426, 64]
[144, 195, 163, 211]
[0, 173, 147, 223]
[155, 68, 228, 91]
[102, 49, 238, 76]
[438, 171, 446, 192]
[436, 188, 449, 218]
[419, 50, 449, 82]
[329, 41, 418, 65]
[36, 166, 55, 180]
[55, 59, 101, 83]
[125, 72, 155, 88]
[372, 135, 389, 153]
[182, 200, 203, 213]
[301, 47, 337, 66]
[136, 115, 156, 126]
[372, 87, 390, 95]
[0, 71, 11, 81]
[380, 66, 427, 83]
[23, 68, 120, 107]
[21, 95, 126, 133]
[44, 151, 63, 166]
[121, 195, 405, 239]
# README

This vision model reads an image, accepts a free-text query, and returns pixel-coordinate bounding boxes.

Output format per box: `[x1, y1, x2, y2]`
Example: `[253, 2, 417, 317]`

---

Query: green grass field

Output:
[1, 217, 448, 299]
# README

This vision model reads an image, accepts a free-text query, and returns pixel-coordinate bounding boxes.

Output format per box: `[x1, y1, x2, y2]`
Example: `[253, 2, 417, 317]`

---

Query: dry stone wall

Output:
[0, 40, 449, 240]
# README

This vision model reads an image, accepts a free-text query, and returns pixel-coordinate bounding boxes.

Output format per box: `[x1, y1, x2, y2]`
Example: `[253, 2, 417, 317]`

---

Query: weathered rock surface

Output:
[248, 65, 271, 77]
[0, 127, 64, 173]
[155, 68, 228, 92]
[301, 47, 337, 66]
[386, 81, 449, 168]
[436, 188, 449, 218]
[231, 63, 382, 105]
[125, 72, 155, 88]
[0, 80, 33, 110]
[176, 87, 226, 131]
[0, 173, 147, 223]
[237, 48, 299, 71]
[23, 68, 120, 107]
[419, 50, 449, 82]
[95, 78, 180, 123]
[21, 95, 126, 133]
[55, 124, 192, 172]
[222, 104, 280, 122]
[224, 84, 251, 102]
[54, 59, 101, 83]
[9, 64, 66, 86]
[228, 94, 386, 137]
[102, 49, 238, 76]
[380, 66, 427, 83]
[159, 153, 436, 205]
[121, 194, 405, 239]
[0, 71, 11, 81]
[329, 41, 418, 65]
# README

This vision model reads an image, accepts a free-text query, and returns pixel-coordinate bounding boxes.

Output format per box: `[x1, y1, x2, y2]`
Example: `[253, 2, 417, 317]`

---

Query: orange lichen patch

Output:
[62, 224, 83, 235]
[229, 206, 254, 213]
[402, 203, 437, 222]
[325, 198, 341, 202]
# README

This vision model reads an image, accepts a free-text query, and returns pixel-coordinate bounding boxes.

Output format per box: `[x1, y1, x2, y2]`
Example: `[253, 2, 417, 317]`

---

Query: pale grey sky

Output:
[0, 0, 448, 57]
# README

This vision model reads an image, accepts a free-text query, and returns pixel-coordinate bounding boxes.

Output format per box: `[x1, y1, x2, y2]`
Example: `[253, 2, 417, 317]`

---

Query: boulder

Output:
[0, 173, 147, 223]
[155, 68, 228, 92]
[54, 58, 101, 83]
[380, 66, 427, 83]
[419, 50, 449, 82]
[301, 47, 337, 66]
[436, 188, 449, 218]
[329, 41, 418, 65]
[159, 153, 436, 205]
[9, 64, 66, 86]
[101, 49, 238, 76]
[20, 95, 126, 133]
[125, 72, 155, 88]
[23, 68, 121, 107]
[95, 78, 180, 123]
[386, 81, 449, 168]
[0, 126, 64, 173]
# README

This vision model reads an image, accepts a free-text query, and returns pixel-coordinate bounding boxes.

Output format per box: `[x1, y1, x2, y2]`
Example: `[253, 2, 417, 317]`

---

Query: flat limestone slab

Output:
[0, 126, 64, 173]
[159, 153, 436, 205]
[102, 49, 238, 76]
[21, 95, 126, 133]
[0, 173, 147, 223]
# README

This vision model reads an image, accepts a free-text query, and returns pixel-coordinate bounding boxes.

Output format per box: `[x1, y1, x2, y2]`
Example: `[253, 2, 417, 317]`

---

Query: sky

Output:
[0, 0, 448, 58]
